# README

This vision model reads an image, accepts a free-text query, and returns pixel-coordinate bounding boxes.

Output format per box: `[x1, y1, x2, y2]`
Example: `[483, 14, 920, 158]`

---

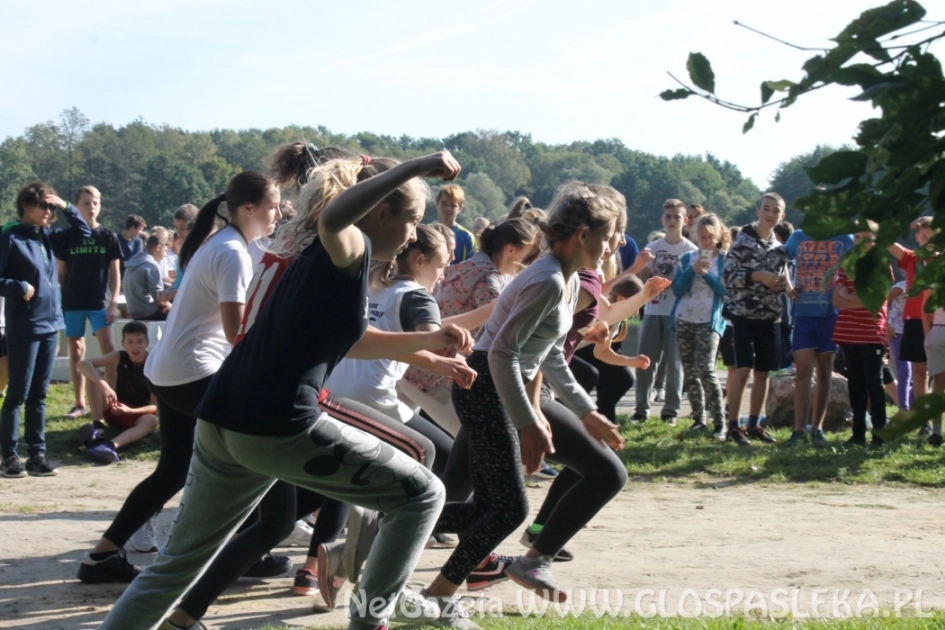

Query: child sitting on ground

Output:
[77, 321, 158, 464]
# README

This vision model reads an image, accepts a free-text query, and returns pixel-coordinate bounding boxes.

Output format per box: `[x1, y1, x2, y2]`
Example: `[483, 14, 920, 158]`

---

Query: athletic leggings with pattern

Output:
[435, 351, 529, 585]
[676, 320, 725, 425]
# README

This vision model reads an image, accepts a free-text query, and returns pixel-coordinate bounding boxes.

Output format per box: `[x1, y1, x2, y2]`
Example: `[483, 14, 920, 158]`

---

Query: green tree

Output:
[0, 138, 37, 222]
[767, 146, 839, 225]
[140, 154, 213, 227]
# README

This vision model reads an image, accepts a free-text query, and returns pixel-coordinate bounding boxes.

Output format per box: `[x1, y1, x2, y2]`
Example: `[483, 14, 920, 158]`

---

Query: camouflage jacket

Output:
[722, 224, 789, 322]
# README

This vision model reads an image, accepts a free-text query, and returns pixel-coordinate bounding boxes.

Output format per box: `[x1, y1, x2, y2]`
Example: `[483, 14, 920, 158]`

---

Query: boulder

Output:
[764, 369, 851, 432]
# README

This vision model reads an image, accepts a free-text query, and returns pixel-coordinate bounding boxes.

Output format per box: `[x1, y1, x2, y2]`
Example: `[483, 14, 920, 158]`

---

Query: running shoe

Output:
[425, 533, 458, 549]
[811, 428, 828, 446]
[786, 430, 808, 448]
[746, 426, 776, 444]
[629, 413, 647, 425]
[293, 568, 319, 596]
[844, 435, 867, 447]
[532, 463, 558, 479]
[726, 428, 751, 447]
[130, 517, 158, 552]
[280, 518, 314, 547]
[420, 590, 481, 629]
[25, 455, 58, 476]
[520, 529, 574, 562]
[466, 553, 514, 591]
[1, 454, 26, 479]
[242, 552, 291, 578]
[929, 433, 943, 447]
[388, 587, 441, 624]
[157, 621, 208, 630]
[77, 423, 102, 447]
[63, 405, 88, 419]
[653, 389, 665, 403]
[87, 442, 119, 464]
[661, 415, 677, 427]
[77, 549, 140, 583]
[710, 424, 726, 441]
[687, 421, 708, 432]
[506, 554, 567, 603]
[316, 540, 346, 610]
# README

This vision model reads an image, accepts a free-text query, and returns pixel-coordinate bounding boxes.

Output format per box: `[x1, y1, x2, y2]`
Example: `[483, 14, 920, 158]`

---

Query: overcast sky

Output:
[1, 0, 940, 187]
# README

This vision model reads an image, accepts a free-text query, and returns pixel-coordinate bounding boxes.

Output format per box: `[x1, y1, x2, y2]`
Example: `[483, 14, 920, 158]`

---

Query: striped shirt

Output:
[832, 270, 888, 346]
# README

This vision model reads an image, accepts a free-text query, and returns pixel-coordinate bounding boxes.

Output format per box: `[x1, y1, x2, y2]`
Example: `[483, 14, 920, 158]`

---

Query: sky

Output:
[1, 0, 941, 187]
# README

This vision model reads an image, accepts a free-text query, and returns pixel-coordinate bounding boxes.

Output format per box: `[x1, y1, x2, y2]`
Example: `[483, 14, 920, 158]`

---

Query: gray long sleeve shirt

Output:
[474, 254, 597, 430]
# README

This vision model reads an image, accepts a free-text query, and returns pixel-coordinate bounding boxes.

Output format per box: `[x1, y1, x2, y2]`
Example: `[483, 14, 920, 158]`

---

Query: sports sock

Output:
[747, 415, 759, 429]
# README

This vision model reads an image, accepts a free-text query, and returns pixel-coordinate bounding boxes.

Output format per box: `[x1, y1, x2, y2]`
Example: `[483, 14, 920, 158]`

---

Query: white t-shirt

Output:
[675, 253, 723, 324]
[145, 226, 252, 387]
[644, 237, 698, 316]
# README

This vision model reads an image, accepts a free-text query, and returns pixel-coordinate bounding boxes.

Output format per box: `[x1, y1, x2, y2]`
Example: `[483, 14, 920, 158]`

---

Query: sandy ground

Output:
[2, 459, 945, 629]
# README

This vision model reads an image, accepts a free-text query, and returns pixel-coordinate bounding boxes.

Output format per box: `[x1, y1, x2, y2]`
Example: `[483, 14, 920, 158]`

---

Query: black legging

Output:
[439, 427, 472, 503]
[435, 351, 529, 586]
[841, 343, 887, 439]
[574, 345, 634, 423]
[102, 376, 213, 547]
[531, 383, 628, 556]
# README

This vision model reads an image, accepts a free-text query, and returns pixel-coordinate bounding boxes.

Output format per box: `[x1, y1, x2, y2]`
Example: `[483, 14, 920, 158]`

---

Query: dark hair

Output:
[371, 224, 447, 288]
[125, 214, 147, 230]
[122, 320, 149, 340]
[15, 181, 57, 218]
[507, 196, 533, 219]
[773, 220, 795, 244]
[269, 142, 359, 191]
[173, 204, 199, 222]
[179, 171, 273, 271]
[145, 232, 168, 250]
[479, 218, 536, 257]
[609, 274, 644, 301]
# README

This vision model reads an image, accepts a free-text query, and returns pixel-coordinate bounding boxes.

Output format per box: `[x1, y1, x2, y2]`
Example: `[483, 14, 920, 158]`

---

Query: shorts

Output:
[900, 318, 927, 363]
[64, 309, 110, 338]
[719, 323, 736, 367]
[924, 325, 945, 377]
[103, 407, 149, 431]
[731, 316, 781, 373]
[792, 314, 839, 354]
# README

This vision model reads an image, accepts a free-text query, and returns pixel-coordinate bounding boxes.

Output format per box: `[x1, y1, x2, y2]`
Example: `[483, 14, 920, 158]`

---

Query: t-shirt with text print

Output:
[643, 237, 697, 317]
[783, 230, 853, 318]
[56, 226, 122, 311]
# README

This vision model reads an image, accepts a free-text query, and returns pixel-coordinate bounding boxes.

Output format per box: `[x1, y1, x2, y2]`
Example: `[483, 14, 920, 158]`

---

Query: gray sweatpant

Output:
[99, 417, 444, 630]
[635, 313, 683, 417]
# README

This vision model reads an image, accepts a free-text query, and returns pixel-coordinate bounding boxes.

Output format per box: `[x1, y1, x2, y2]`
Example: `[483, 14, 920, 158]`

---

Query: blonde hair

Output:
[370, 224, 447, 289]
[74, 186, 101, 202]
[539, 182, 619, 249]
[694, 213, 731, 250]
[647, 230, 665, 243]
[270, 157, 429, 259]
[589, 185, 628, 232]
[437, 183, 465, 204]
[507, 196, 533, 219]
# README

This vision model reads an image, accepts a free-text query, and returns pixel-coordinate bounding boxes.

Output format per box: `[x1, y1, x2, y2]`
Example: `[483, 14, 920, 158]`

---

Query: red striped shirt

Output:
[832, 270, 887, 346]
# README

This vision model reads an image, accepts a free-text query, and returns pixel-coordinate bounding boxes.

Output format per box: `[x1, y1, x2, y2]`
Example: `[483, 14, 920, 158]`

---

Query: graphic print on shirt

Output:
[794, 240, 845, 309]
[651, 250, 682, 305]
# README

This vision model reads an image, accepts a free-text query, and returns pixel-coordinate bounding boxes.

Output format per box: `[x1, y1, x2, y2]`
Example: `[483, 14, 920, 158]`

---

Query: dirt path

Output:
[2, 462, 943, 629]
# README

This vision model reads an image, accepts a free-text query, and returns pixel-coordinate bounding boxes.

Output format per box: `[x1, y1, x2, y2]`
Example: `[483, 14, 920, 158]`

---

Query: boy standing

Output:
[632, 199, 697, 424]
[783, 226, 853, 446]
[57, 186, 122, 419]
[123, 233, 172, 320]
[118, 215, 146, 276]
[722, 193, 791, 445]
[436, 184, 478, 264]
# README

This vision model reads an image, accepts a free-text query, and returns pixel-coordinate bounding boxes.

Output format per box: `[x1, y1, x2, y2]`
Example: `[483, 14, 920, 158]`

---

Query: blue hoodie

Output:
[0, 204, 90, 339]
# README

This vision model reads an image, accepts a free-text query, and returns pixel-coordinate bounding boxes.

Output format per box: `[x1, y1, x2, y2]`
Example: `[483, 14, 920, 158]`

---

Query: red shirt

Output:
[898, 249, 928, 320]
[234, 251, 294, 346]
[832, 270, 888, 346]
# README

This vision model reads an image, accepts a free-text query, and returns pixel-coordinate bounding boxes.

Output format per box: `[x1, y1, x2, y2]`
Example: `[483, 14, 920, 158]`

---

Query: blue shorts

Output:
[64, 309, 110, 338]
[792, 314, 839, 354]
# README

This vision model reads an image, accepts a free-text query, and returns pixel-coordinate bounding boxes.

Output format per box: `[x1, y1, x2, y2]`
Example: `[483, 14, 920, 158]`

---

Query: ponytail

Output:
[269, 142, 359, 191]
[479, 218, 537, 257]
[179, 193, 227, 271]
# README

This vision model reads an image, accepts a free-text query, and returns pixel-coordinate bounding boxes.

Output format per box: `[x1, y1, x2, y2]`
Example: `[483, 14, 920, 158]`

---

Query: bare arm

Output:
[592, 342, 650, 369]
[346, 324, 472, 360]
[442, 301, 495, 331]
[598, 277, 672, 325]
[107, 259, 120, 323]
[57, 260, 66, 286]
[888, 243, 907, 261]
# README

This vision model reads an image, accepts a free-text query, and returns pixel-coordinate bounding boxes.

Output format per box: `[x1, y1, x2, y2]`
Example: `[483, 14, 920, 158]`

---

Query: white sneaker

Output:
[130, 517, 158, 553]
[425, 533, 459, 549]
[280, 519, 314, 547]
[388, 587, 441, 623]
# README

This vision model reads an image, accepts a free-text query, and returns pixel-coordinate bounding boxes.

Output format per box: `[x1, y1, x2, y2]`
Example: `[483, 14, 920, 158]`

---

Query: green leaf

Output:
[765, 80, 795, 92]
[659, 89, 692, 101]
[834, 0, 926, 47]
[803, 150, 868, 184]
[761, 82, 774, 105]
[850, 81, 905, 101]
[850, 248, 892, 314]
[742, 114, 757, 134]
[686, 52, 716, 94]
[775, 111, 781, 123]
[876, 393, 945, 442]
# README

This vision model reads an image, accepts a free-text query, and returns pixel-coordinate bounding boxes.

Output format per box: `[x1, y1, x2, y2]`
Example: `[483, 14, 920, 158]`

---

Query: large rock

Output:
[764, 369, 851, 432]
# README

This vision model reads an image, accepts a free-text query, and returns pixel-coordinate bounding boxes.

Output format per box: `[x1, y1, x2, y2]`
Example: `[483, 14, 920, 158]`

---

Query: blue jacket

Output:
[0, 204, 90, 339]
[669, 250, 727, 336]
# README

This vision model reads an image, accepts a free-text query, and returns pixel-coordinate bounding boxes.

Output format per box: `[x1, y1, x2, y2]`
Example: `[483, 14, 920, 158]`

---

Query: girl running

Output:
[77, 171, 282, 584]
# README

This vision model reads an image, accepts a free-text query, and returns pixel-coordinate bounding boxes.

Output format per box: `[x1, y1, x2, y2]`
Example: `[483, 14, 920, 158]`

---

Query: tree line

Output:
[0, 107, 829, 239]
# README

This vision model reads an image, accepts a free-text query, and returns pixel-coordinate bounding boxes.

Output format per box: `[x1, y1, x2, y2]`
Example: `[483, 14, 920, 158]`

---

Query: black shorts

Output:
[731, 316, 781, 373]
[900, 319, 927, 363]
[719, 324, 736, 367]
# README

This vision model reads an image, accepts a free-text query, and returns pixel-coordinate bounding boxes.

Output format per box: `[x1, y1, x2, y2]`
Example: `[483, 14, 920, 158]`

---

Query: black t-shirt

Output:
[115, 350, 151, 407]
[399, 289, 440, 332]
[57, 226, 122, 310]
[196, 236, 370, 436]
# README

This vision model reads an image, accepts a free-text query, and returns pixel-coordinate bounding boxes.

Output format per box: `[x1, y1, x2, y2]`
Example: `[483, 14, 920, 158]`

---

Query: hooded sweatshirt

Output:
[123, 250, 164, 319]
[722, 223, 789, 322]
[0, 204, 90, 339]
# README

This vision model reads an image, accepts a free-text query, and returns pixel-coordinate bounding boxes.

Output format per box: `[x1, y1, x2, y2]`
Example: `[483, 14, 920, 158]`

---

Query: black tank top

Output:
[116, 350, 151, 407]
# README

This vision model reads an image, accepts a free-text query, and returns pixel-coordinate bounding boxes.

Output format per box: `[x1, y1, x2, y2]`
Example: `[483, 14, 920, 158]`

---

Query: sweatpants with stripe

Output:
[99, 416, 444, 630]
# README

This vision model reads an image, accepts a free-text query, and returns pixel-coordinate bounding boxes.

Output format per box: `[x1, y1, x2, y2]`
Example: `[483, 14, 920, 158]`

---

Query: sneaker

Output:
[661, 415, 677, 427]
[506, 554, 567, 602]
[786, 430, 808, 448]
[342, 506, 379, 585]
[653, 389, 665, 403]
[710, 424, 726, 441]
[77, 422, 102, 447]
[869, 436, 885, 449]
[293, 568, 319, 596]
[426, 533, 459, 549]
[532, 463, 558, 479]
[726, 428, 750, 447]
[77, 549, 140, 583]
[844, 435, 867, 447]
[687, 421, 708, 432]
[130, 517, 158, 552]
[158, 621, 209, 630]
[316, 540, 346, 610]
[919, 422, 934, 438]
[520, 529, 574, 562]
[746, 426, 777, 444]
[63, 404, 88, 419]
[389, 587, 441, 624]
[929, 433, 943, 447]
[25, 455, 58, 477]
[811, 429, 828, 446]
[87, 442, 119, 464]
[629, 413, 647, 425]
[466, 553, 514, 591]
[1, 454, 26, 478]
[281, 518, 314, 547]
[242, 552, 291, 578]
[421, 591, 482, 629]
